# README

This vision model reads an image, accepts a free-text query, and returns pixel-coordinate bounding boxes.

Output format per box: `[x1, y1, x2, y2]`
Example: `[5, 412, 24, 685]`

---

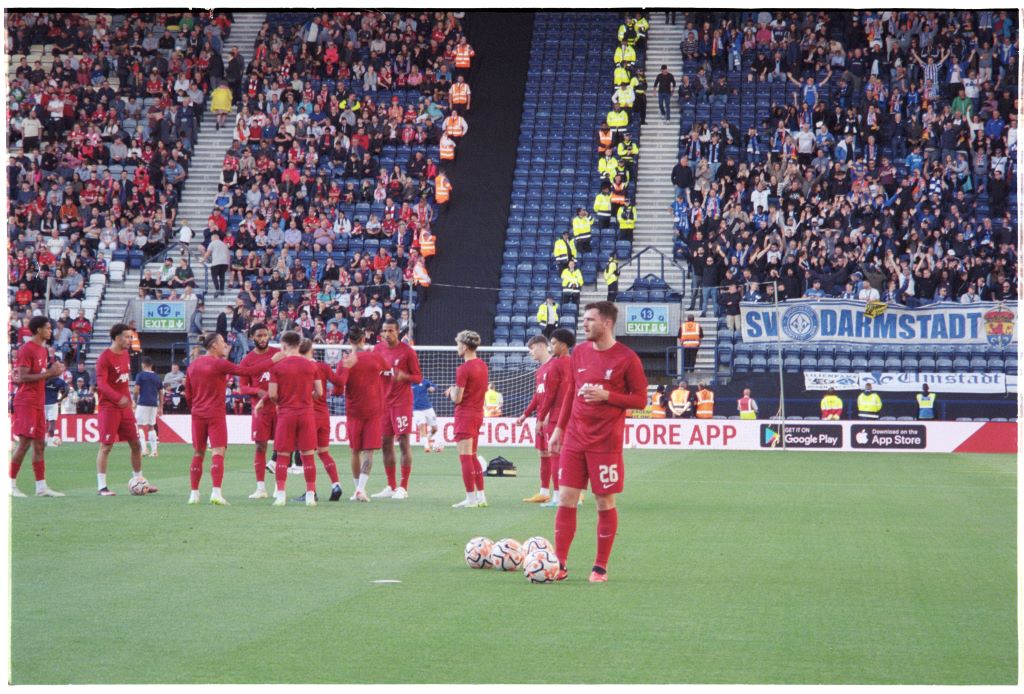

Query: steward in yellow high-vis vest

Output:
[857, 383, 882, 419]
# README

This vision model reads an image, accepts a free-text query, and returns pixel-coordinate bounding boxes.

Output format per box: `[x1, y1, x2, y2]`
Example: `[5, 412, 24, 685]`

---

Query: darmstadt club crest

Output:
[983, 306, 1015, 348]
[782, 305, 819, 341]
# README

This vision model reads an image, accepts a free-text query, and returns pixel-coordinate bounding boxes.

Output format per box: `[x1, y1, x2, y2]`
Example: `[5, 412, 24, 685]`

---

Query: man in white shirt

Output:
[178, 221, 193, 258]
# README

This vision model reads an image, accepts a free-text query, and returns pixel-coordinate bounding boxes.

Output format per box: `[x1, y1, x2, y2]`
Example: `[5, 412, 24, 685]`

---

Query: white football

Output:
[490, 538, 524, 571]
[523, 549, 560, 583]
[128, 477, 148, 496]
[51, 436, 62, 447]
[522, 536, 553, 555]
[464, 536, 494, 569]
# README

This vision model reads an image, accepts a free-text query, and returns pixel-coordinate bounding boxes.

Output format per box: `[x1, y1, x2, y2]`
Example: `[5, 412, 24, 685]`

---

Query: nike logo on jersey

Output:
[578, 368, 587, 373]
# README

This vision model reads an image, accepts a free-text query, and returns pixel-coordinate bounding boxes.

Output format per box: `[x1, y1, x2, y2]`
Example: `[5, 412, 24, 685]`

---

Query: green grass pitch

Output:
[10, 443, 1017, 684]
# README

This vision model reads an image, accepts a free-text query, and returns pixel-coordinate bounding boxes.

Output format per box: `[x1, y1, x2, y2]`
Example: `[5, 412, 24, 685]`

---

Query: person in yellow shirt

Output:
[210, 81, 232, 131]
[536, 296, 559, 338]
[483, 383, 503, 417]
[552, 231, 577, 272]
[560, 259, 583, 306]
[616, 198, 636, 242]
[571, 207, 594, 253]
[736, 388, 758, 419]
[857, 382, 882, 419]
[820, 388, 843, 420]
[604, 255, 620, 302]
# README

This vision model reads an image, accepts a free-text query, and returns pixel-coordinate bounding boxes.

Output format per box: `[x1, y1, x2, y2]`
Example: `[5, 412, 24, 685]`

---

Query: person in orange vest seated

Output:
[449, 74, 472, 113]
[667, 379, 695, 418]
[444, 111, 468, 139]
[439, 132, 456, 162]
[454, 36, 475, 76]
[736, 388, 758, 419]
[434, 169, 452, 207]
[678, 313, 702, 372]
[695, 383, 714, 419]
[417, 227, 436, 259]
[646, 385, 667, 418]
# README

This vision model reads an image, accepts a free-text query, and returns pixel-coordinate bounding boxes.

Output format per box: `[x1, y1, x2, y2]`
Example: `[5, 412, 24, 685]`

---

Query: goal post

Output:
[298, 343, 537, 417]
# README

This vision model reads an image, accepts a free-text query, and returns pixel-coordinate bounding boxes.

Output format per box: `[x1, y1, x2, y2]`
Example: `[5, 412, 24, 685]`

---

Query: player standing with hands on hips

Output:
[447, 330, 489, 508]
[10, 316, 65, 497]
[548, 302, 648, 582]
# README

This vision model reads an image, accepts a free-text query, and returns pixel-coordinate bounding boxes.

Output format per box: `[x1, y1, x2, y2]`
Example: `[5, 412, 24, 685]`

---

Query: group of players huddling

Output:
[11, 302, 647, 582]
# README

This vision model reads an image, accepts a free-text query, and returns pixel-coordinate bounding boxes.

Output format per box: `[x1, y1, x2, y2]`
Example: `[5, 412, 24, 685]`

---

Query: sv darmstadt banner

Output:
[741, 299, 1017, 346]
[803, 371, 1009, 394]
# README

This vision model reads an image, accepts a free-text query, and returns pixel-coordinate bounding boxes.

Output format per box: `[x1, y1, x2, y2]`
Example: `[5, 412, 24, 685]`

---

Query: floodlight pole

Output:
[773, 280, 786, 448]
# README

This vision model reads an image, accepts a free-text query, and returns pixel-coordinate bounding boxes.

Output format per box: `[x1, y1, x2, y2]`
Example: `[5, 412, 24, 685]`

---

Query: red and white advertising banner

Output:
[29, 415, 1017, 455]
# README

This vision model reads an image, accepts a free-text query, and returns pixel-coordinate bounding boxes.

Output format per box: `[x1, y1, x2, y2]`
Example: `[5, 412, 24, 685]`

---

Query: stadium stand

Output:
[495, 12, 644, 346]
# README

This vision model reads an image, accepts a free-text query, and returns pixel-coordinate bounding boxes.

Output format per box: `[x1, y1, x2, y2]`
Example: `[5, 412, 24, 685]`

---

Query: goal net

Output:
[300, 343, 537, 417]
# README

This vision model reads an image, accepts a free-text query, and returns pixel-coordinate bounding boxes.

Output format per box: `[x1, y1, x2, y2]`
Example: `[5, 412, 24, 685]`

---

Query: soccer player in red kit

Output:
[299, 339, 346, 501]
[268, 331, 322, 506]
[95, 323, 157, 496]
[10, 316, 65, 497]
[538, 327, 576, 508]
[446, 330, 489, 508]
[238, 323, 280, 499]
[185, 332, 277, 505]
[549, 302, 647, 582]
[371, 317, 422, 499]
[336, 326, 388, 502]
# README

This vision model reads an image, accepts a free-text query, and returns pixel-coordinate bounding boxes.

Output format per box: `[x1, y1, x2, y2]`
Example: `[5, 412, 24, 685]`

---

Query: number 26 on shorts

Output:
[598, 464, 619, 486]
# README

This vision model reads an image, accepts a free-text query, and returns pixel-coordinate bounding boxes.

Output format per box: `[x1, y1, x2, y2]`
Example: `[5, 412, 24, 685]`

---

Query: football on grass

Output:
[522, 536, 553, 555]
[129, 477, 149, 496]
[490, 538, 524, 571]
[464, 536, 494, 569]
[523, 549, 560, 584]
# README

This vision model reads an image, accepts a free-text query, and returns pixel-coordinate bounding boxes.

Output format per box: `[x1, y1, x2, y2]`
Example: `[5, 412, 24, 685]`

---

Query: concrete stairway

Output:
[86, 12, 267, 369]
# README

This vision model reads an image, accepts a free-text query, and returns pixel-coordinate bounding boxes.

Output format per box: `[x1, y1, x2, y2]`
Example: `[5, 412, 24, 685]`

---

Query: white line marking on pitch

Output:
[372, 579, 402, 584]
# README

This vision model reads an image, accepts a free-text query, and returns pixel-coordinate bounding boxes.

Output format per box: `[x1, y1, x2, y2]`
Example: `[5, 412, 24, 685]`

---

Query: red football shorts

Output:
[12, 404, 46, 440]
[558, 445, 625, 495]
[192, 415, 228, 449]
[382, 404, 413, 437]
[275, 413, 317, 452]
[98, 405, 139, 444]
[315, 412, 331, 449]
[453, 413, 483, 442]
[346, 415, 382, 451]
[534, 420, 551, 451]
[251, 410, 276, 443]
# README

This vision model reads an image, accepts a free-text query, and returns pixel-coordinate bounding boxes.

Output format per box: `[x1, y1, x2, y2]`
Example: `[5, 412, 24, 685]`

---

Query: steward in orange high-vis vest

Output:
[454, 39, 475, 70]
[418, 228, 436, 258]
[695, 384, 714, 418]
[434, 172, 452, 204]
[439, 133, 456, 161]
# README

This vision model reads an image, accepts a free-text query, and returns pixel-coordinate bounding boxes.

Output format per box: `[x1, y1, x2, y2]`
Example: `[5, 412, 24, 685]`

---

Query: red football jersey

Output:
[557, 341, 647, 453]
[338, 350, 387, 419]
[238, 346, 280, 413]
[522, 357, 553, 418]
[539, 354, 572, 422]
[95, 348, 133, 408]
[13, 341, 48, 406]
[454, 358, 488, 419]
[312, 360, 348, 416]
[186, 354, 273, 418]
[374, 341, 422, 407]
[269, 356, 319, 416]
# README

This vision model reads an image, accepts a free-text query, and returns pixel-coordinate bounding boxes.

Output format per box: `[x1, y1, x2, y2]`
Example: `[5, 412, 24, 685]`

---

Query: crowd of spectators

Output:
[6, 10, 230, 361]
[181, 11, 473, 352]
[658, 10, 1017, 315]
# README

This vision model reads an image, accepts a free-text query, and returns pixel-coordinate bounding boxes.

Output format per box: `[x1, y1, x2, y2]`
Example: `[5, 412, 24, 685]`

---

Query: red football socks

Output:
[554, 505, 577, 568]
[458, 455, 475, 492]
[301, 453, 316, 492]
[275, 453, 289, 492]
[400, 464, 411, 490]
[539, 456, 551, 489]
[549, 455, 560, 490]
[384, 462, 398, 490]
[8, 461, 21, 480]
[594, 507, 618, 571]
[210, 454, 224, 488]
[254, 449, 267, 482]
[318, 451, 340, 484]
[474, 468, 485, 492]
[31, 458, 45, 481]
[190, 454, 204, 491]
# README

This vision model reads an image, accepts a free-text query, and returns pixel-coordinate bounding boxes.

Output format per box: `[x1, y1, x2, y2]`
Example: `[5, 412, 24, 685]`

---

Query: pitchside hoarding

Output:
[31, 416, 1013, 454]
[741, 299, 1017, 346]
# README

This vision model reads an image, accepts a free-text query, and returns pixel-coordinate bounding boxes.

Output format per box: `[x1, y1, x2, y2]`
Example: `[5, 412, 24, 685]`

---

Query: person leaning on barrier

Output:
[857, 382, 882, 419]
[820, 387, 843, 420]
[916, 383, 936, 420]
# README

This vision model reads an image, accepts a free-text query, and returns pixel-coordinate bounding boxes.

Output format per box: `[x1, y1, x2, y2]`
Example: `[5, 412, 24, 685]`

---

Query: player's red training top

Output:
[557, 340, 648, 453]
[337, 350, 387, 419]
[186, 354, 273, 418]
[269, 356, 319, 417]
[522, 358, 553, 418]
[312, 360, 348, 417]
[374, 340, 422, 408]
[13, 341, 47, 406]
[539, 354, 572, 423]
[238, 346, 280, 415]
[454, 358, 488, 419]
[96, 348, 133, 409]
